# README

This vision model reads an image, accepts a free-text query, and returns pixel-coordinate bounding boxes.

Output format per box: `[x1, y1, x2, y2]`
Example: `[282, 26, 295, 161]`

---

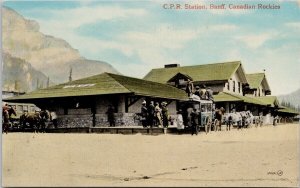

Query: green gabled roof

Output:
[144, 61, 243, 84]
[255, 96, 279, 107]
[4, 73, 187, 102]
[214, 92, 266, 105]
[246, 73, 265, 89]
[107, 73, 187, 100]
[214, 92, 243, 102]
[238, 95, 267, 106]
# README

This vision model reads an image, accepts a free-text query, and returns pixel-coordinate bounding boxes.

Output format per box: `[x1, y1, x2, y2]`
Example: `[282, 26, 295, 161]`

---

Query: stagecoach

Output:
[178, 96, 214, 133]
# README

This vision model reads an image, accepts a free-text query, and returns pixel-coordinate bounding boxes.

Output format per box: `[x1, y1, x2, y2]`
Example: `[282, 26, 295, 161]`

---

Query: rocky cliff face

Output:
[2, 7, 119, 91]
[2, 53, 50, 92]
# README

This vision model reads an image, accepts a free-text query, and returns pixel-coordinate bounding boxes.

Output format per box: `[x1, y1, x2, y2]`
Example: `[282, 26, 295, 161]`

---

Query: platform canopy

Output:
[255, 96, 280, 107]
[4, 72, 188, 102]
[214, 92, 267, 106]
[213, 92, 243, 102]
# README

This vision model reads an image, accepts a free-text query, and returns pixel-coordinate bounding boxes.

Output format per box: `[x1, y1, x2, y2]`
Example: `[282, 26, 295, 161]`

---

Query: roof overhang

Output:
[3, 92, 133, 103]
[214, 92, 268, 106]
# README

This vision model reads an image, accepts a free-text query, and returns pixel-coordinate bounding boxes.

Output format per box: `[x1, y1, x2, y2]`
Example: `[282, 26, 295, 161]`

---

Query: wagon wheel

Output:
[204, 116, 212, 134]
[213, 119, 218, 131]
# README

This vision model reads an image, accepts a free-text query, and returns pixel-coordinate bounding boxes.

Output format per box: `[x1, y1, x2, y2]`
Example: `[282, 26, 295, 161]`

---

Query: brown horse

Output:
[20, 110, 50, 132]
[214, 107, 225, 131]
[2, 106, 17, 134]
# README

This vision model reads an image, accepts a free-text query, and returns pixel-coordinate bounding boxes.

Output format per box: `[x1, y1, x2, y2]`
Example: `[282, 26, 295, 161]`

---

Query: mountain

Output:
[2, 6, 119, 89]
[277, 88, 300, 109]
[2, 53, 50, 92]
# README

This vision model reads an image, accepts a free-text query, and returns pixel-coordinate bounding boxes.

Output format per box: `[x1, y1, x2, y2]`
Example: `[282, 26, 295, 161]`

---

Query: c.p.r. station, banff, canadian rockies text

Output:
[162, 3, 280, 10]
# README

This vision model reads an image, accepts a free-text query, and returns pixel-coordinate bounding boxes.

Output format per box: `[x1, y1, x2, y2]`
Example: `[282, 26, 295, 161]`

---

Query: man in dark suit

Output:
[141, 100, 148, 128]
[106, 105, 116, 127]
[148, 101, 155, 128]
[191, 108, 199, 135]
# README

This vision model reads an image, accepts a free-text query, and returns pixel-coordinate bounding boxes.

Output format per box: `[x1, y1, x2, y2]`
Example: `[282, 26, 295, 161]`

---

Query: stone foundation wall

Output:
[56, 113, 141, 128]
[57, 114, 92, 128]
[95, 113, 141, 127]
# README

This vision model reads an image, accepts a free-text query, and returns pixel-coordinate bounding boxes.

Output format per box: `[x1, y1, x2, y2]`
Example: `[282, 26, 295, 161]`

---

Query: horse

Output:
[214, 107, 225, 131]
[2, 106, 17, 134]
[20, 110, 50, 132]
[223, 113, 233, 131]
[254, 115, 263, 127]
[245, 111, 254, 127]
[238, 111, 254, 128]
[254, 116, 259, 127]
[223, 112, 244, 130]
[39, 110, 50, 132]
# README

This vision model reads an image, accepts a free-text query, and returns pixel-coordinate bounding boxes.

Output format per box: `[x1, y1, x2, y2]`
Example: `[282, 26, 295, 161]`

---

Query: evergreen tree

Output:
[14, 80, 20, 92]
[36, 78, 40, 90]
[69, 67, 73, 82]
[47, 76, 50, 88]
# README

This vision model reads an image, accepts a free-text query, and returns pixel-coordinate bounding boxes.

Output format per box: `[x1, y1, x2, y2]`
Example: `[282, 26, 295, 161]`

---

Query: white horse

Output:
[224, 111, 254, 129]
[223, 112, 242, 130]
[254, 114, 264, 127]
[238, 111, 256, 128]
[244, 111, 255, 127]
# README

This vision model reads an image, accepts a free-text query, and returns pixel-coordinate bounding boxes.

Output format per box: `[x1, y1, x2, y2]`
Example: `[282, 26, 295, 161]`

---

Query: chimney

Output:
[164, 64, 180, 68]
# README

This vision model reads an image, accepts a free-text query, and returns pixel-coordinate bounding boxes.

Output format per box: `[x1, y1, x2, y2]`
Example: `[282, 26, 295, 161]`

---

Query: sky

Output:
[3, 0, 300, 95]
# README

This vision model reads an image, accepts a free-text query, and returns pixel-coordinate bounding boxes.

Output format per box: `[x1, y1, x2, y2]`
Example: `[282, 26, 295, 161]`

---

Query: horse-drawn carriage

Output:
[178, 96, 215, 134]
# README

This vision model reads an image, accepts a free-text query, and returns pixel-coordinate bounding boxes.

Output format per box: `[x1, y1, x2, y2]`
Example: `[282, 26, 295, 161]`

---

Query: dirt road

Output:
[2, 124, 299, 187]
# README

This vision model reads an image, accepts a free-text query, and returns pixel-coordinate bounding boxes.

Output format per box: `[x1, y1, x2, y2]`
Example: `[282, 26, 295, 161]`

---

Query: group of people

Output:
[140, 100, 169, 128]
[174, 106, 225, 135]
[185, 79, 214, 101]
[2, 103, 16, 134]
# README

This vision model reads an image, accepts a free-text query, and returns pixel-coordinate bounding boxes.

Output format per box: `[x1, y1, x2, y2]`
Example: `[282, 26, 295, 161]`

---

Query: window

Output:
[194, 104, 200, 110]
[200, 104, 207, 112]
[23, 105, 28, 111]
[17, 105, 23, 112]
[238, 82, 241, 93]
[207, 104, 212, 112]
[258, 88, 261, 96]
[227, 82, 230, 90]
[30, 106, 35, 112]
[233, 81, 236, 92]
